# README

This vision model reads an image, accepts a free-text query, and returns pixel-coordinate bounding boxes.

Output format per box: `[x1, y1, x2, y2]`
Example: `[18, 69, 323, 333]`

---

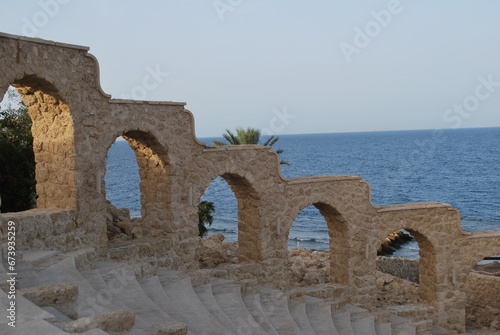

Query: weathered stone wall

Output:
[377, 256, 419, 283]
[466, 272, 500, 330]
[0, 209, 82, 254]
[0, 32, 499, 332]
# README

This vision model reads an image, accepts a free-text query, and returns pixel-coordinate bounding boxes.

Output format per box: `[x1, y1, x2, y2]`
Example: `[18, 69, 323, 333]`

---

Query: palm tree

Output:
[213, 127, 289, 165]
[198, 200, 215, 237]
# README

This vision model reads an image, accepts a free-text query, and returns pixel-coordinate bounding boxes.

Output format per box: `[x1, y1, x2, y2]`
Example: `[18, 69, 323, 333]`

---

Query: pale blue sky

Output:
[1, 0, 499, 137]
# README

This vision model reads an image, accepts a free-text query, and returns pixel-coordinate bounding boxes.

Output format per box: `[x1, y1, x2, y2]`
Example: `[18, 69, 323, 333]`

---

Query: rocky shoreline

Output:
[378, 230, 414, 256]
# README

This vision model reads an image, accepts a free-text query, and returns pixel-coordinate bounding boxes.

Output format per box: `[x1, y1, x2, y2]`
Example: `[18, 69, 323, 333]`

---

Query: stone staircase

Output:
[0, 251, 455, 335]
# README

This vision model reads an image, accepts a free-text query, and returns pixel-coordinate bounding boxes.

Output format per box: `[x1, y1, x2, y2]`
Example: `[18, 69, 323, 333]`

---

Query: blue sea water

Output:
[105, 127, 500, 259]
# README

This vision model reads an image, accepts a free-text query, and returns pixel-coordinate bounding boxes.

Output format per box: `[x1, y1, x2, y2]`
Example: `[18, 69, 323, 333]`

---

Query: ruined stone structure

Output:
[0, 33, 499, 333]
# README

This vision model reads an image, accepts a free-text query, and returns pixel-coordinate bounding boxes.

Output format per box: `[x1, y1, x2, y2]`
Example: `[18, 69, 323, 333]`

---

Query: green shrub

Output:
[0, 90, 36, 212]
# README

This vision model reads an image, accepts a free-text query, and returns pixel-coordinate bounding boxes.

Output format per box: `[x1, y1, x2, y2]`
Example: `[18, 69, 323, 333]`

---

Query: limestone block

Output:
[151, 322, 188, 335]
[18, 283, 78, 319]
[63, 310, 135, 333]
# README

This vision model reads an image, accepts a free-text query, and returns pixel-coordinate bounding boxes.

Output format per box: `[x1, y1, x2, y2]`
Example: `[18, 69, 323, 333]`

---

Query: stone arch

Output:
[377, 227, 438, 306]
[287, 201, 349, 285]
[465, 243, 500, 273]
[8, 75, 77, 209]
[197, 171, 262, 263]
[102, 129, 171, 228]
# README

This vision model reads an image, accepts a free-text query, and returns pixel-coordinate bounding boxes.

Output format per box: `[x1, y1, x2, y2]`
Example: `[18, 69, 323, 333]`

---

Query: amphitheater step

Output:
[21, 255, 76, 287]
[93, 262, 174, 330]
[79, 329, 111, 335]
[42, 306, 73, 322]
[258, 286, 303, 335]
[347, 304, 391, 335]
[346, 304, 374, 320]
[138, 275, 189, 324]
[0, 319, 71, 335]
[331, 311, 355, 335]
[79, 265, 129, 315]
[429, 325, 455, 335]
[14, 256, 106, 320]
[304, 295, 340, 335]
[242, 291, 281, 335]
[351, 315, 377, 335]
[210, 278, 266, 334]
[80, 262, 158, 333]
[3, 252, 454, 335]
[384, 304, 435, 333]
[13, 248, 95, 290]
[157, 268, 229, 335]
[375, 322, 392, 335]
[287, 300, 317, 335]
[384, 304, 434, 321]
[13, 259, 40, 288]
[21, 250, 61, 265]
[0, 287, 56, 324]
[193, 283, 238, 333]
[390, 314, 417, 335]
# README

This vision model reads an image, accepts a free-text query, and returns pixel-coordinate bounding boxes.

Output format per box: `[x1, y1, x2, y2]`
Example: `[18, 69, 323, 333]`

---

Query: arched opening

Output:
[0, 86, 36, 212]
[288, 202, 349, 286]
[288, 205, 330, 285]
[104, 137, 141, 240]
[1, 76, 76, 210]
[198, 172, 261, 266]
[200, 177, 238, 240]
[198, 177, 239, 266]
[377, 229, 419, 282]
[102, 130, 170, 240]
[465, 254, 500, 330]
[376, 228, 436, 309]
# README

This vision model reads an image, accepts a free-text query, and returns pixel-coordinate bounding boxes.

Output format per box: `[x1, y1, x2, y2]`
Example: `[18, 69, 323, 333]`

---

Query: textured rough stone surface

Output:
[18, 283, 78, 319]
[288, 248, 329, 286]
[466, 268, 500, 330]
[377, 256, 420, 283]
[0, 209, 81, 254]
[0, 33, 498, 332]
[375, 271, 419, 307]
[199, 234, 238, 267]
[151, 322, 188, 335]
[63, 310, 135, 333]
